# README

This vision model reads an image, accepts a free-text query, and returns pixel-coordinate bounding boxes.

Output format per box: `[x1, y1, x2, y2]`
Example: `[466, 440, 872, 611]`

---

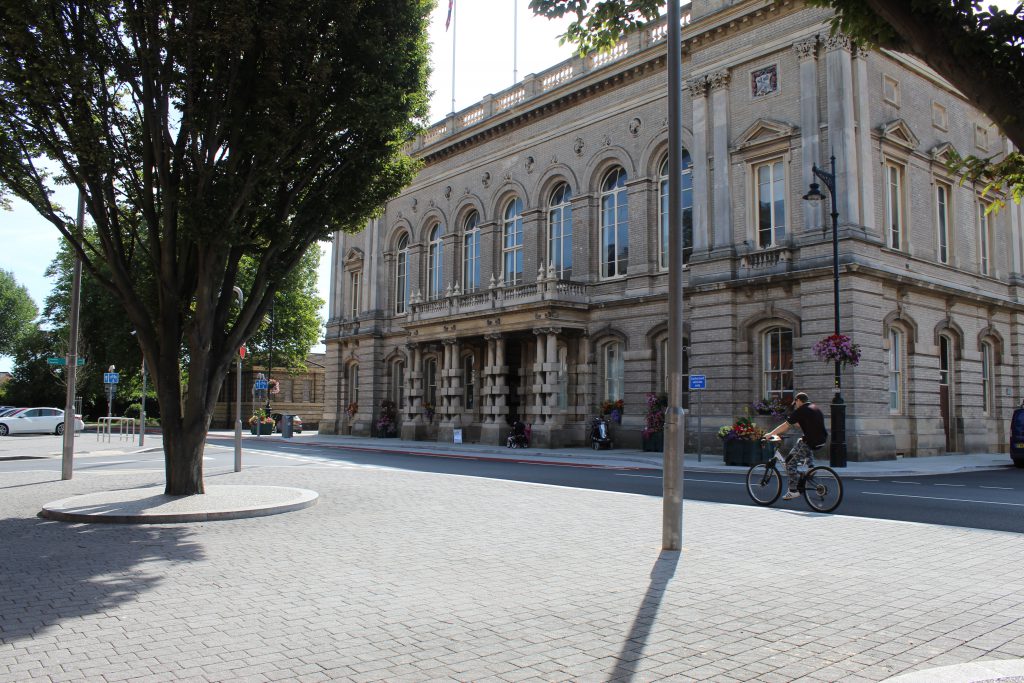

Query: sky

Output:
[0, 1, 574, 373]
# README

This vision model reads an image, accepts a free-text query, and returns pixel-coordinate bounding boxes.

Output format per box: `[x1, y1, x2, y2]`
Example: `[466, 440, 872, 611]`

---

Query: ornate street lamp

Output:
[802, 154, 847, 467]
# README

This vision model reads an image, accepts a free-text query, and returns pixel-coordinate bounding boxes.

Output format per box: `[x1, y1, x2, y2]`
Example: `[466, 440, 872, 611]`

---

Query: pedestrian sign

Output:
[103, 372, 120, 384]
[254, 379, 268, 390]
[688, 374, 707, 390]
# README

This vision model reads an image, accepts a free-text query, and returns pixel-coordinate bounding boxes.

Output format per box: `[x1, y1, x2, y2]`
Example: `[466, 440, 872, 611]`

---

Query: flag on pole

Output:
[446, 0, 454, 31]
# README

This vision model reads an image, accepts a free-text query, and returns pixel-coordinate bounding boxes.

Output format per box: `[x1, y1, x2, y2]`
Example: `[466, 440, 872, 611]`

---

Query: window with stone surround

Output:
[888, 328, 904, 414]
[602, 340, 625, 402]
[754, 159, 786, 248]
[882, 74, 900, 107]
[503, 197, 524, 285]
[932, 102, 948, 131]
[548, 183, 573, 279]
[936, 182, 951, 265]
[600, 167, 629, 279]
[979, 201, 993, 276]
[762, 327, 794, 402]
[463, 211, 481, 292]
[885, 161, 906, 250]
[348, 270, 361, 318]
[395, 234, 410, 314]
[659, 153, 693, 269]
[424, 357, 438, 408]
[427, 222, 445, 300]
[388, 358, 405, 409]
[981, 340, 994, 414]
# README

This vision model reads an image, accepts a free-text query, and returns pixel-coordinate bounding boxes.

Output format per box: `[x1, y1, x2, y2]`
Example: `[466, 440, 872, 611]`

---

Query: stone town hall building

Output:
[320, 0, 1024, 459]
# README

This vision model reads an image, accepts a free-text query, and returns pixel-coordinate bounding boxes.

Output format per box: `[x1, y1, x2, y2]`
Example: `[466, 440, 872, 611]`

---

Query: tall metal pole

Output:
[826, 154, 847, 467]
[139, 358, 146, 446]
[233, 286, 244, 471]
[61, 191, 85, 480]
[267, 299, 274, 414]
[663, 0, 686, 550]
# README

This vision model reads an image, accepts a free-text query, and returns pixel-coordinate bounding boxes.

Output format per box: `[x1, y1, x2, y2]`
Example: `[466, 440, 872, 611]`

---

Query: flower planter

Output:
[249, 423, 274, 435]
[642, 431, 664, 452]
[723, 440, 771, 466]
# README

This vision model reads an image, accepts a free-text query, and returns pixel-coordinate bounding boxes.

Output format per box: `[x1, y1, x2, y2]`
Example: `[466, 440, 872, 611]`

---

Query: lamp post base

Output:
[830, 392, 847, 467]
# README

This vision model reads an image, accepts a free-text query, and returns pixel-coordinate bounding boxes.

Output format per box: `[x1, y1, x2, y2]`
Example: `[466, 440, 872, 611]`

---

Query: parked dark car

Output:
[270, 413, 303, 434]
[1010, 405, 1024, 468]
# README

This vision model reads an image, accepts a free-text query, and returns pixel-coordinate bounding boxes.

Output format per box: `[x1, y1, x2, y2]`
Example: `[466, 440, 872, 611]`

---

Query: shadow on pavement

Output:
[0, 516, 205, 642]
[608, 550, 680, 682]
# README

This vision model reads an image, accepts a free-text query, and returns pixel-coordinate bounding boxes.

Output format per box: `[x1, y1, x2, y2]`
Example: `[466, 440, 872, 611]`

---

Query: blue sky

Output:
[0, 1, 573, 372]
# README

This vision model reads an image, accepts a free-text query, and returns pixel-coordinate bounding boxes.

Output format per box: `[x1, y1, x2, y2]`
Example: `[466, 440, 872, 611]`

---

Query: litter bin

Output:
[281, 414, 294, 439]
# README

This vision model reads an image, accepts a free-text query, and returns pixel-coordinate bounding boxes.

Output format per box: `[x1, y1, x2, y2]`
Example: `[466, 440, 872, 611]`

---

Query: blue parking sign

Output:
[688, 374, 706, 390]
[103, 372, 120, 384]
[254, 379, 268, 390]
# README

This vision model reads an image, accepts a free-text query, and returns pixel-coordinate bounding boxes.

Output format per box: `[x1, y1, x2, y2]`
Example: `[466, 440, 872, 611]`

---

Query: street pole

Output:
[267, 298, 274, 414]
[663, 0, 685, 550]
[139, 358, 146, 446]
[233, 286, 244, 471]
[61, 191, 85, 480]
[806, 154, 847, 467]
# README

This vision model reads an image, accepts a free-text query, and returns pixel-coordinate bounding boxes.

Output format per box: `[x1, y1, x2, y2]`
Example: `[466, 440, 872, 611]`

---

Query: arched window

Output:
[659, 152, 693, 269]
[888, 329, 903, 413]
[503, 197, 524, 285]
[981, 340, 994, 414]
[762, 327, 794, 401]
[427, 222, 445, 300]
[346, 363, 359, 412]
[603, 340, 625, 401]
[548, 184, 573, 279]
[463, 211, 481, 292]
[395, 234, 410, 314]
[600, 167, 629, 278]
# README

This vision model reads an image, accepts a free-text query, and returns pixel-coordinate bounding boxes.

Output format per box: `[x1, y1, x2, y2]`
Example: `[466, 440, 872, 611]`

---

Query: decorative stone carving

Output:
[481, 171, 491, 188]
[793, 38, 817, 60]
[526, 155, 535, 173]
[708, 70, 731, 90]
[629, 118, 641, 136]
[503, 169, 511, 181]
[602, 134, 611, 147]
[684, 76, 709, 97]
[444, 185, 452, 199]
[750, 65, 778, 98]
[411, 198, 418, 213]
[573, 137, 584, 156]
[825, 33, 852, 52]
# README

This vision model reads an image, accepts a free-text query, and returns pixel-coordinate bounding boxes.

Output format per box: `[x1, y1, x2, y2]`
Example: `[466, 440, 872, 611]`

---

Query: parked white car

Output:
[0, 408, 85, 436]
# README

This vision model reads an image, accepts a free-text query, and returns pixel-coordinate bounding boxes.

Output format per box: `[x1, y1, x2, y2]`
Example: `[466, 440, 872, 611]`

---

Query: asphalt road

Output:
[4, 435, 1022, 533]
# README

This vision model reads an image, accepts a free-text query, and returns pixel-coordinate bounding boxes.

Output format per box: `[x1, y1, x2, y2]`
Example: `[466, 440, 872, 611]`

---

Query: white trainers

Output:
[782, 491, 800, 500]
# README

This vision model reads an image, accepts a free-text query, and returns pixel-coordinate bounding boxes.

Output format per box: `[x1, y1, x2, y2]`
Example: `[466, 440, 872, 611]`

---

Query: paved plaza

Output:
[2, 446, 1024, 682]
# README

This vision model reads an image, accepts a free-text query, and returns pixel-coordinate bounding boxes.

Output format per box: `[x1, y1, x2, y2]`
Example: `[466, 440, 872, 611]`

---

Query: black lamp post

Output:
[802, 154, 847, 467]
[265, 298, 275, 414]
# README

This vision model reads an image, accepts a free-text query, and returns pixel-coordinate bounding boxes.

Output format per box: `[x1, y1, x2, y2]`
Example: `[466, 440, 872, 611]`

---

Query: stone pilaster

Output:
[709, 70, 732, 253]
[825, 33, 860, 224]
[853, 44, 876, 234]
[684, 76, 710, 254]
[795, 37, 821, 233]
[480, 333, 508, 445]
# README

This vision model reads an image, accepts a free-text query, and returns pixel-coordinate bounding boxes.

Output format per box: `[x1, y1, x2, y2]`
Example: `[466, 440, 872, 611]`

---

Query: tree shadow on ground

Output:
[607, 550, 680, 683]
[0, 515, 204, 643]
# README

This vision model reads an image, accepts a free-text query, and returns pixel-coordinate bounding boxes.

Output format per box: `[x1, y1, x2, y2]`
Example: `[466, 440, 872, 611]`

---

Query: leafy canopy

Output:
[0, 269, 38, 356]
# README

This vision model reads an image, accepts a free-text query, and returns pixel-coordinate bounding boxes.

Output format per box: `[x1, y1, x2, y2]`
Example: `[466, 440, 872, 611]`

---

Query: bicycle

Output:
[745, 435, 844, 513]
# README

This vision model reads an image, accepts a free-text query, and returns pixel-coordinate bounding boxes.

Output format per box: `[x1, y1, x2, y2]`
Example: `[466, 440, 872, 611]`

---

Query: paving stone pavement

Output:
[2, 462, 1023, 682]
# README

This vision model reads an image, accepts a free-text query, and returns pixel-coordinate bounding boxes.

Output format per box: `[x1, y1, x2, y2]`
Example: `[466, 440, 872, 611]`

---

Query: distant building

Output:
[215, 354, 325, 430]
[321, 0, 1024, 459]
[0, 371, 10, 388]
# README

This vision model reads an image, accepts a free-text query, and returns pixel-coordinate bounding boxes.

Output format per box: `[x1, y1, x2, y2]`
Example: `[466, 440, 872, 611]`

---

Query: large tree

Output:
[41, 232, 325, 417]
[529, 0, 1024, 202]
[0, 268, 38, 356]
[0, 1, 430, 494]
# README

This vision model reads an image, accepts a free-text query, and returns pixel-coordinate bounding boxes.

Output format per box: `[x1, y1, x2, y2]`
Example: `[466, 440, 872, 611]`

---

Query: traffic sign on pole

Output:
[103, 372, 120, 384]
[688, 374, 707, 390]
[254, 379, 268, 391]
[49, 358, 85, 366]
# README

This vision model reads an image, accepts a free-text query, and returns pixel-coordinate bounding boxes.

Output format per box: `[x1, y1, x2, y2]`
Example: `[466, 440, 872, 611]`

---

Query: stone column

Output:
[480, 333, 509, 445]
[685, 77, 711, 254]
[709, 70, 732, 252]
[448, 338, 463, 423]
[544, 328, 564, 445]
[795, 37, 821, 233]
[401, 343, 423, 440]
[533, 329, 546, 425]
[825, 33, 860, 224]
[576, 334, 593, 420]
[853, 44, 876, 234]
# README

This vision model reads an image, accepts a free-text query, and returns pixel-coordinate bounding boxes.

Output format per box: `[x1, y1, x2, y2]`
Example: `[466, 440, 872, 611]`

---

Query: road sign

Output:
[689, 374, 707, 390]
[103, 372, 120, 384]
[47, 358, 64, 365]
[239, 345, 247, 359]
[254, 379, 268, 390]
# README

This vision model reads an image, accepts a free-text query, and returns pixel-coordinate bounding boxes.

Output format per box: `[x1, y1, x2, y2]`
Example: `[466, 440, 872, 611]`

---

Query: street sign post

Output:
[103, 372, 120, 384]
[254, 379, 268, 391]
[689, 375, 707, 462]
[47, 357, 85, 366]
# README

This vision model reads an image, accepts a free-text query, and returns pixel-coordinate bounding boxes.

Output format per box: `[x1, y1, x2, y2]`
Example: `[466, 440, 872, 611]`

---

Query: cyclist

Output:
[763, 392, 828, 500]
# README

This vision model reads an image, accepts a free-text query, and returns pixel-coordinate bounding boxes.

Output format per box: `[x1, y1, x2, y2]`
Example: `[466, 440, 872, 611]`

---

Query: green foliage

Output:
[0, 0, 432, 493]
[0, 269, 38, 356]
[1, 327, 67, 408]
[529, 0, 661, 55]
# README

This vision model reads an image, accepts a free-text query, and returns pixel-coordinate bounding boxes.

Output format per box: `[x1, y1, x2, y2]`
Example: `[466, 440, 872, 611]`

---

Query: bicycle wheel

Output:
[802, 466, 843, 513]
[746, 463, 782, 506]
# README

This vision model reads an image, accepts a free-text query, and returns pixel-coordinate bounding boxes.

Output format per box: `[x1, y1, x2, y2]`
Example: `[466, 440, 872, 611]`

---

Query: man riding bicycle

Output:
[763, 392, 828, 500]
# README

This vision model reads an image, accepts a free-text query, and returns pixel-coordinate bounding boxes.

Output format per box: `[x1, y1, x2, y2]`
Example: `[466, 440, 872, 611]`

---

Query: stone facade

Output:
[322, 0, 1024, 459]
[214, 354, 326, 430]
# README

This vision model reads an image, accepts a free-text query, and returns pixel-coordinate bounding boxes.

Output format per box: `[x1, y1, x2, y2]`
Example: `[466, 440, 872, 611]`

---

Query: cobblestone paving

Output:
[1, 463, 1023, 682]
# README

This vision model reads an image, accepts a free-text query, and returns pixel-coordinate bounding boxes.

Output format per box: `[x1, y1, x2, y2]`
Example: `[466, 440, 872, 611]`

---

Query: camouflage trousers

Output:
[785, 438, 816, 492]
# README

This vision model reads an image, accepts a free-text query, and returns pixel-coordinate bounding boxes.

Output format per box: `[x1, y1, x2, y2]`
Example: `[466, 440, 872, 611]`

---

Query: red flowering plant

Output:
[717, 416, 765, 442]
[345, 401, 358, 419]
[641, 393, 667, 438]
[812, 333, 862, 368]
[600, 398, 626, 423]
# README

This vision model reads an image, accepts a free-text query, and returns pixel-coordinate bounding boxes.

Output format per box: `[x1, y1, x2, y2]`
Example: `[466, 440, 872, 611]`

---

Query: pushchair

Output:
[590, 415, 613, 450]
[506, 419, 529, 448]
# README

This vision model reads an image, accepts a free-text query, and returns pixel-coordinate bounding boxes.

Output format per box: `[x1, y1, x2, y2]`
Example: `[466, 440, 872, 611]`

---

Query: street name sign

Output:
[47, 357, 86, 366]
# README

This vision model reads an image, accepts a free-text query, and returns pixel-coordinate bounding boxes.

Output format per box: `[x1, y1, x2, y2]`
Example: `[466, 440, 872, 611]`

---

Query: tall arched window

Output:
[981, 340, 994, 414]
[601, 167, 629, 278]
[762, 327, 794, 401]
[427, 222, 445, 300]
[659, 152, 693, 269]
[603, 341, 625, 401]
[346, 363, 359, 412]
[888, 329, 903, 413]
[548, 184, 573, 279]
[463, 211, 481, 292]
[388, 358, 405, 410]
[395, 234, 410, 314]
[424, 357, 438, 409]
[503, 197, 524, 285]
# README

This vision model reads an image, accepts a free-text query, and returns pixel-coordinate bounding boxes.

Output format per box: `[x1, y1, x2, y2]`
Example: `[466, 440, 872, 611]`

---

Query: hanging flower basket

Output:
[812, 333, 862, 368]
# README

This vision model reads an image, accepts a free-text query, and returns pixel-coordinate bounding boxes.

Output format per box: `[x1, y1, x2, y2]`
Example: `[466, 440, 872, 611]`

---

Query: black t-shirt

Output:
[787, 402, 828, 449]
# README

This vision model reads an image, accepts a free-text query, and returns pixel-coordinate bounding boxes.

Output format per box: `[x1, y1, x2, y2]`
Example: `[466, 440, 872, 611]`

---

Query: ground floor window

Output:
[762, 327, 793, 401]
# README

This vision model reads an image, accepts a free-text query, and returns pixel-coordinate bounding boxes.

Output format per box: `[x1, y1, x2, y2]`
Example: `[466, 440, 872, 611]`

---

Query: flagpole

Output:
[513, 0, 518, 84]
[450, 0, 457, 113]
